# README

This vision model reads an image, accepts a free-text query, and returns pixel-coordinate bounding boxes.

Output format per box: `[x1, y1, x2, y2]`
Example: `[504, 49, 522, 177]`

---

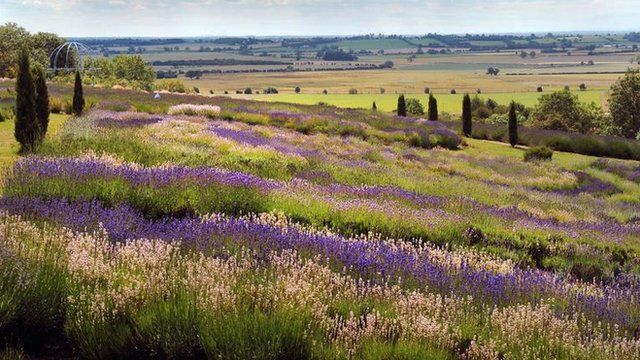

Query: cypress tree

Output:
[428, 94, 438, 121]
[34, 65, 50, 143]
[397, 95, 406, 117]
[462, 94, 472, 137]
[72, 71, 85, 115]
[509, 101, 518, 147]
[14, 48, 37, 153]
[372, 101, 377, 111]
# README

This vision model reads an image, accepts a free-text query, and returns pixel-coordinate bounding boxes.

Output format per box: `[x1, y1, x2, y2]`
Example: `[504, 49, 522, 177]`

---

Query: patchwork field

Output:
[185, 69, 619, 97]
[2, 83, 640, 358]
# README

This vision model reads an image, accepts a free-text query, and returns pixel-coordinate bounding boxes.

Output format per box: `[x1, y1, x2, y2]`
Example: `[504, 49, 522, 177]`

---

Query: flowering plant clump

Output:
[167, 104, 221, 117]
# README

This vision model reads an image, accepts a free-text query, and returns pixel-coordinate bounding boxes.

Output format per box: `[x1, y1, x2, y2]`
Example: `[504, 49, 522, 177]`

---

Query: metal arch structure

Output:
[48, 41, 100, 73]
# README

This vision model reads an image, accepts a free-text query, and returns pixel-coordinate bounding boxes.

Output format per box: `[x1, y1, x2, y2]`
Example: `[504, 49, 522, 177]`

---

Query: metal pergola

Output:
[48, 41, 101, 72]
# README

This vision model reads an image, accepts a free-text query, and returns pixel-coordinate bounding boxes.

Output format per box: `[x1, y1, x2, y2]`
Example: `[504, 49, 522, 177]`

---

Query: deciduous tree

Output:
[608, 69, 640, 138]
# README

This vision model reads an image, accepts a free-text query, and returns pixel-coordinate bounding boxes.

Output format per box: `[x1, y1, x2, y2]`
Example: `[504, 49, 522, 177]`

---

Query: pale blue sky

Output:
[1, 0, 638, 37]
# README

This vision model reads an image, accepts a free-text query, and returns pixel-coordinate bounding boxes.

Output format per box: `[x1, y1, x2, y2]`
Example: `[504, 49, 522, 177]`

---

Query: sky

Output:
[1, 0, 639, 37]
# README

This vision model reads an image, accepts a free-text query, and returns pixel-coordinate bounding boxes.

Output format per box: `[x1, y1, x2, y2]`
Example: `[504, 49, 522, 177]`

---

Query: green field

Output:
[327, 38, 413, 50]
[251, 90, 605, 113]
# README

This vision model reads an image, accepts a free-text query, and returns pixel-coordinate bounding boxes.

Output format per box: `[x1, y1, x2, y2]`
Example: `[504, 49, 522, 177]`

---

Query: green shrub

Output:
[155, 79, 187, 93]
[406, 98, 425, 116]
[524, 146, 553, 162]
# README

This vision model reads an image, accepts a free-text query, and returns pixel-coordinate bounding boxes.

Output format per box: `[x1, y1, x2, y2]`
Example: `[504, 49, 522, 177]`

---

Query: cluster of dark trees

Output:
[156, 70, 179, 79]
[460, 93, 519, 147]
[395, 94, 438, 120]
[624, 32, 640, 42]
[77, 38, 184, 47]
[316, 48, 358, 61]
[209, 37, 275, 46]
[14, 49, 87, 153]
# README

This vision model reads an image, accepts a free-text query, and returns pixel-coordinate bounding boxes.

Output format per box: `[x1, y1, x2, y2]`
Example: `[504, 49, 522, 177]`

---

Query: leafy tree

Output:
[322, 89, 328, 95]
[608, 69, 640, 138]
[30, 31, 65, 69]
[486, 67, 500, 76]
[0, 23, 31, 78]
[84, 55, 156, 90]
[397, 95, 407, 117]
[530, 90, 601, 133]
[0, 23, 65, 78]
[509, 101, 518, 147]
[579, 83, 587, 91]
[406, 98, 424, 116]
[294, 86, 301, 94]
[33, 65, 49, 143]
[14, 48, 37, 152]
[72, 71, 85, 115]
[244, 88, 252, 94]
[428, 94, 438, 121]
[462, 94, 472, 136]
[185, 70, 203, 79]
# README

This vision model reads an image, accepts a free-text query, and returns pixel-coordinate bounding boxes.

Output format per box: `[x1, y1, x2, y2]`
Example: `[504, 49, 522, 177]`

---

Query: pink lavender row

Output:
[2, 195, 638, 334]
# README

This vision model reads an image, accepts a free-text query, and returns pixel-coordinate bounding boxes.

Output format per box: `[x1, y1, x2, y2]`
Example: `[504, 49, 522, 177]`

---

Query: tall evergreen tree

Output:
[509, 101, 518, 147]
[462, 94, 472, 136]
[14, 48, 37, 153]
[72, 71, 85, 115]
[428, 94, 438, 121]
[372, 101, 377, 111]
[33, 65, 49, 143]
[397, 95, 406, 117]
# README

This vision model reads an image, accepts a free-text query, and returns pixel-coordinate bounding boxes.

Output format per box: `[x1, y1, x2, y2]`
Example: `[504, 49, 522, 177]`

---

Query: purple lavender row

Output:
[208, 125, 319, 157]
[13, 156, 281, 190]
[11, 156, 640, 242]
[2, 196, 638, 333]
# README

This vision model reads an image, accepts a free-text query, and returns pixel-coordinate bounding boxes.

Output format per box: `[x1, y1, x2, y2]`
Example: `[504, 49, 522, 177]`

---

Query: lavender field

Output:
[2, 97, 640, 359]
